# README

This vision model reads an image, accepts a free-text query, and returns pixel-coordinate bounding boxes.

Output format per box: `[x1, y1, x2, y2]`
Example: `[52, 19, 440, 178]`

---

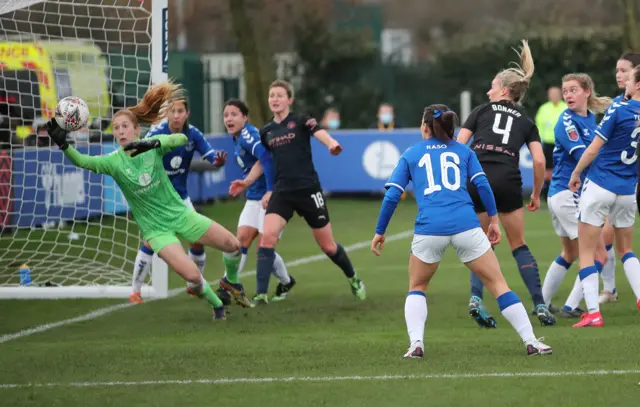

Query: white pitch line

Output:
[0, 230, 413, 344]
[1, 369, 639, 389]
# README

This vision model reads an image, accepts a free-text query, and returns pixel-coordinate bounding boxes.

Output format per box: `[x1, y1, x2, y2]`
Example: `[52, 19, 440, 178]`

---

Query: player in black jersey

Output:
[251, 79, 366, 305]
[457, 40, 555, 327]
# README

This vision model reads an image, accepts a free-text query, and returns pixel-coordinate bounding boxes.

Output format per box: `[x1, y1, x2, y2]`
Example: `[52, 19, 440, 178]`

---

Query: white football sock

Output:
[188, 249, 206, 277]
[542, 257, 570, 305]
[622, 254, 640, 301]
[564, 275, 583, 310]
[272, 252, 291, 285]
[238, 247, 249, 275]
[601, 247, 617, 293]
[501, 302, 536, 343]
[132, 248, 153, 293]
[580, 267, 600, 313]
[405, 292, 427, 344]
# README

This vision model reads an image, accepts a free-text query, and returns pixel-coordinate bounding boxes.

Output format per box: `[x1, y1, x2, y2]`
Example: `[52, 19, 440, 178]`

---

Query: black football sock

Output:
[328, 243, 356, 278]
[513, 245, 544, 307]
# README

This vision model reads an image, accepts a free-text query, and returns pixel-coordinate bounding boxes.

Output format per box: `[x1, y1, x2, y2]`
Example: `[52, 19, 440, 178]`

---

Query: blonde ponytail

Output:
[496, 40, 535, 103]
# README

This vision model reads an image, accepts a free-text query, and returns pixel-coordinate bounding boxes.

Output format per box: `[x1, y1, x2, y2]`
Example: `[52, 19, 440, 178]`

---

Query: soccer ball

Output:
[55, 96, 90, 131]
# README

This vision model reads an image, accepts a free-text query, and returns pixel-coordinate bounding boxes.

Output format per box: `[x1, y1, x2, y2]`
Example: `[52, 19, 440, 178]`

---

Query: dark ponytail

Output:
[422, 104, 458, 143]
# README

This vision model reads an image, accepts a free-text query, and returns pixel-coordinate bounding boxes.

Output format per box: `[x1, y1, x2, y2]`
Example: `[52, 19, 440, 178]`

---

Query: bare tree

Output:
[620, 0, 640, 51]
[228, 0, 275, 127]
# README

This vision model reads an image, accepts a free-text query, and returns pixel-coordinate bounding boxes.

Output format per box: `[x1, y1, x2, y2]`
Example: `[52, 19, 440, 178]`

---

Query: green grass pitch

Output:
[1, 198, 640, 407]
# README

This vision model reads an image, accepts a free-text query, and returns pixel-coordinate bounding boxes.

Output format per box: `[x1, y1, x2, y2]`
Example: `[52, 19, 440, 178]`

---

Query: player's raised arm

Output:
[304, 116, 342, 155]
[313, 128, 342, 155]
[193, 127, 227, 168]
[45, 119, 115, 175]
[125, 133, 188, 157]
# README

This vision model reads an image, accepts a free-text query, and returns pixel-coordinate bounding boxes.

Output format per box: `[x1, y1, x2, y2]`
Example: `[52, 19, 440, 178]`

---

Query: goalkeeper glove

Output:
[123, 139, 161, 157]
[45, 119, 69, 150]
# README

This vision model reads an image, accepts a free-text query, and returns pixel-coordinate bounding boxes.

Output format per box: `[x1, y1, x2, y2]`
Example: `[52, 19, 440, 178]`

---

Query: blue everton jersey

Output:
[386, 138, 484, 236]
[234, 124, 268, 200]
[590, 99, 640, 195]
[145, 120, 216, 199]
[548, 109, 596, 197]
[612, 93, 625, 103]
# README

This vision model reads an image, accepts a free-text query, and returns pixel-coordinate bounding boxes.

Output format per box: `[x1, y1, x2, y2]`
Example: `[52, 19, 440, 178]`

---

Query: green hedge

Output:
[387, 29, 626, 127]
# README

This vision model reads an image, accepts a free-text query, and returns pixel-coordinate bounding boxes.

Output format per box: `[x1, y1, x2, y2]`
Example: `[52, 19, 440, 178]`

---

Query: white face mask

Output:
[380, 112, 393, 124]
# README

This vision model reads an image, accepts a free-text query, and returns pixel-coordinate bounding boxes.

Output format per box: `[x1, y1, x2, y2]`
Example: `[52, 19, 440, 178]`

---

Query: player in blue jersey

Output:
[596, 52, 640, 304]
[568, 65, 640, 327]
[221, 99, 296, 302]
[372, 105, 552, 358]
[129, 97, 253, 308]
[541, 73, 611, 317]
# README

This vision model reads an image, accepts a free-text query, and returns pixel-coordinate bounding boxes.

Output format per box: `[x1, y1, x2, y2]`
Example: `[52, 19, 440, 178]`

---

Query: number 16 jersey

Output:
[386, 138, 485, 236]
[462, 100, 540, 183]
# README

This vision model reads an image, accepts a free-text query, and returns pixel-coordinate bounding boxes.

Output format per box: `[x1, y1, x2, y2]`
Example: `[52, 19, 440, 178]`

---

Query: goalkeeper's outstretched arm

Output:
[64, 134, 186, 174]
[45, 118, 116, 175]
[63, 146, 117, 175]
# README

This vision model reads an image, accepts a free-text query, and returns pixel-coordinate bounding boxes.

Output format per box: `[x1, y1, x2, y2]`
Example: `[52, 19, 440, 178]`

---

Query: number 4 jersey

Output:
[589, 99, 640, 195]
[462, 100, 540, 183]
[385, 138, 485, 236]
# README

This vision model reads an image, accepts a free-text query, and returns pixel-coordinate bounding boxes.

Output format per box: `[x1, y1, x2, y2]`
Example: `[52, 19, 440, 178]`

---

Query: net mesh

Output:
[0, 0, 152, 289]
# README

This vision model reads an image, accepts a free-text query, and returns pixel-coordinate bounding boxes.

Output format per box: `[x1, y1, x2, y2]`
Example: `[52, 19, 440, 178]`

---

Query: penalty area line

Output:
[0, 230, 413, 344]
[1, 369, 639, 389]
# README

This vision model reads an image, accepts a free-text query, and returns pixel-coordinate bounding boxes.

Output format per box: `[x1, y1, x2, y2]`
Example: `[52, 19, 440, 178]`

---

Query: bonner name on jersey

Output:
[491, 104, 522, 117]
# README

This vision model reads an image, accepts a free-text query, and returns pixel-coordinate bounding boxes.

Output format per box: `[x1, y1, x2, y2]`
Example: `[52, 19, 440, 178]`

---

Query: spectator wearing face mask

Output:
[321, 108, 341, 130]
[371, 103, 400, 130]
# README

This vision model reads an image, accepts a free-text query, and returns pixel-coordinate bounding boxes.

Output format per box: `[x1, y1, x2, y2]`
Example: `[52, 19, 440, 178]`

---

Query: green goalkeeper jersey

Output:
[64, 133, 190, 240]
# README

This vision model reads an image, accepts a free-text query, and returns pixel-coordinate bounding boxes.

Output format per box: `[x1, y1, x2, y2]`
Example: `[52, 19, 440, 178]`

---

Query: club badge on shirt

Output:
[565, 125, 579, 142]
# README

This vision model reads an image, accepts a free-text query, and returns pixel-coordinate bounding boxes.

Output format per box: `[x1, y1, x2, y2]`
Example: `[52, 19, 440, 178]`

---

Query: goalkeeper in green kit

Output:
[45, 82, 249, 320]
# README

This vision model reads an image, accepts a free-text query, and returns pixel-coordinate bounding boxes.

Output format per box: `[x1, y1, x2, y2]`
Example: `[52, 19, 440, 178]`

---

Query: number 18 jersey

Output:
[386, 138, 485, 236]
[463, 100, 540, 182]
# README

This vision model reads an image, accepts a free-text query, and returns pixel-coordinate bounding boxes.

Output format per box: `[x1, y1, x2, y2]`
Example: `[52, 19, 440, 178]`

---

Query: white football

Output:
[55, 96, 90, 131]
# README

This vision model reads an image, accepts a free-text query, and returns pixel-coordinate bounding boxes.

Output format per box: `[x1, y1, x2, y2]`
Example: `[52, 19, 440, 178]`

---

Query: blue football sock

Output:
[470, 272, 484, 300]
[256, 247, 275, 294]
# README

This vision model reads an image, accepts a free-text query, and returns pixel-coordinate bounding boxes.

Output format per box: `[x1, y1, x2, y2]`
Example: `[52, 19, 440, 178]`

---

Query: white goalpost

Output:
[0, 0, 169, 299]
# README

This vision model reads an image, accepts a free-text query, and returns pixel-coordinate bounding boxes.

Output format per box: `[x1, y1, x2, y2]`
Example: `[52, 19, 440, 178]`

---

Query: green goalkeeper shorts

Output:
[146, 210, 213, 253]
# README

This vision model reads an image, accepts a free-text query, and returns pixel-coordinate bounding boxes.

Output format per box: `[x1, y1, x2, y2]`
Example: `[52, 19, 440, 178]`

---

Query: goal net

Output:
[0, 0, 168, 299]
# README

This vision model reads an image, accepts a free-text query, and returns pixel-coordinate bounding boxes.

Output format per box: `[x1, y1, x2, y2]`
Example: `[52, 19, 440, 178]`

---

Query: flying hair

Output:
[495, 40, 535, 103]
[113, 81, 186, 126]
[562, 73, 611, 114]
